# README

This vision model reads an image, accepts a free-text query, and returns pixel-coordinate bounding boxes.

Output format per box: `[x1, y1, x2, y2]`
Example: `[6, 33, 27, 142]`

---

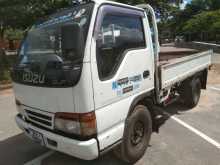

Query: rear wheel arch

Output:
[199, 69, 208, 89]
[179, 75, 202, 108]
[179, 68, 208, 91]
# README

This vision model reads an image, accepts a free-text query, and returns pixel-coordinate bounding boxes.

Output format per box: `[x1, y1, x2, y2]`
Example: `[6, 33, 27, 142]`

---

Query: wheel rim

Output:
[131, 121, 144, 146]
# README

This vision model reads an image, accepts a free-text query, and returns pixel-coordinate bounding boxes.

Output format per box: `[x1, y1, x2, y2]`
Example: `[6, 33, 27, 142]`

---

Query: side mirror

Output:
[61, 23, 84, 58]
[97, 24, 119, 48]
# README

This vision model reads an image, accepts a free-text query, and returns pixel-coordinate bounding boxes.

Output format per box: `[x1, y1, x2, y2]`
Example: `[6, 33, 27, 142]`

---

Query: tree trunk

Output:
[8, 40, 15, 50]
[0, 27, 5, 41]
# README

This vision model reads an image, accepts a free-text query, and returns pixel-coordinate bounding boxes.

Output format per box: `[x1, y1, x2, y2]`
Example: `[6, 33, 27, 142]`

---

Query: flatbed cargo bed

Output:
[158, 49, 212, 89]
[159, 48, 199, 65]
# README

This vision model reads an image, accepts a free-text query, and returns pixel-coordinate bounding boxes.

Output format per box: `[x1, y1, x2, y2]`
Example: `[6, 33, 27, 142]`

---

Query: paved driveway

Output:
[0, 82, 220, 165]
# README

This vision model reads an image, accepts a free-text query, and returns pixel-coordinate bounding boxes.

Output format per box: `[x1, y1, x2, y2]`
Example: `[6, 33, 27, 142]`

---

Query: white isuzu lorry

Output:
[12, 0, 212, 163]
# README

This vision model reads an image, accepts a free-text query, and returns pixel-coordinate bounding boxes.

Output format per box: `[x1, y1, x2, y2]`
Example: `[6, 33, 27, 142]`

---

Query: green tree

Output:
[182, 9, 220, 41]
[169, 0, 220, 39]
[0, 0, 71, 40]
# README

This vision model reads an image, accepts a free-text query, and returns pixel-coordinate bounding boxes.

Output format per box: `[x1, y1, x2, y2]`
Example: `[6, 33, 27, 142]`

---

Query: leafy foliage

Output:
[0, 0, 72, 39]
[5, 29, 23, 40]
[0, 0, 71, 26]
[169, 0, 220, 41]
[183, 10, 220, 33]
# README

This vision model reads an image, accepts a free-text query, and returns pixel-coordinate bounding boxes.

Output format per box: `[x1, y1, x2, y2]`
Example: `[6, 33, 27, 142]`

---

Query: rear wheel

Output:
[114, 105, 152, 163]
[180, 78, 201, 108]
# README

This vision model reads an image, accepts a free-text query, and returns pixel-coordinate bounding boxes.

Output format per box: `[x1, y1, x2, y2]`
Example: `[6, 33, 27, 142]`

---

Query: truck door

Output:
[90, 5, 155, 110]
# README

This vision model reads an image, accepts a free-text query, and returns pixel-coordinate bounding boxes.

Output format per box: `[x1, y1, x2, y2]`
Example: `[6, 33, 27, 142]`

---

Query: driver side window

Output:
[96, 14, 146, 80]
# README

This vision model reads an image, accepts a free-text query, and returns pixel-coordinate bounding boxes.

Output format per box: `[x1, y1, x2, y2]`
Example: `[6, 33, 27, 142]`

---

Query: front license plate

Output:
[28, 129, 44, 145]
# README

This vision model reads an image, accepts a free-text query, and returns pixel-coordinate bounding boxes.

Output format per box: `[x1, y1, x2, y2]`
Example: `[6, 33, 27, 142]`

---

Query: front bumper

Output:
[15, 114, 99, 160]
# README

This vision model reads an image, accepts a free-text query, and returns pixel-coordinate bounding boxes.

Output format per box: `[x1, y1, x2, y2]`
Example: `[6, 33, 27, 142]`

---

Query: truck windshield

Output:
[12, 3, 94, 87]
[19, 3, 93, 64]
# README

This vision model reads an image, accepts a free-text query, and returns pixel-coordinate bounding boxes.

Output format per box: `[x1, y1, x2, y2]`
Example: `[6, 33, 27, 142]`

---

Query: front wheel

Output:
[114, 105, 152, 163]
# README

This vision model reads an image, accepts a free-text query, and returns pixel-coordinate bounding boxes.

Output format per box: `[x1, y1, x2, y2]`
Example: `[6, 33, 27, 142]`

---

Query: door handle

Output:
[143, 70, 150, 79]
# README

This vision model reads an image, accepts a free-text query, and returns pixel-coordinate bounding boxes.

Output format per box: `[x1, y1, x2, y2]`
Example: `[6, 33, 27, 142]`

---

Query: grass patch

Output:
[0, 70, 11, 83]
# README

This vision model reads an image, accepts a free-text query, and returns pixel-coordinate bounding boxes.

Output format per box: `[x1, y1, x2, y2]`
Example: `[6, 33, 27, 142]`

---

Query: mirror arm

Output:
[111, 24, 116, 44]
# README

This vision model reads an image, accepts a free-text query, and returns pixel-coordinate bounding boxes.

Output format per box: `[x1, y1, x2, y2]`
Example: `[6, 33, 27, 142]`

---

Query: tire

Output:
[180, 78, 201, 108]
[114, 105, 152, 163]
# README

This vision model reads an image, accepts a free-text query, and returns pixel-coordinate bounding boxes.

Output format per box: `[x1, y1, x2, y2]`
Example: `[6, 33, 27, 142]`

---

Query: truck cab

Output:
[12, 0, 211, 163]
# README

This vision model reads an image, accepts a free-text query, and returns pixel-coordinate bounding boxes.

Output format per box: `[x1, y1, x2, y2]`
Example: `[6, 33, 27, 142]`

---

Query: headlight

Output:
[54, 112, 97, 137]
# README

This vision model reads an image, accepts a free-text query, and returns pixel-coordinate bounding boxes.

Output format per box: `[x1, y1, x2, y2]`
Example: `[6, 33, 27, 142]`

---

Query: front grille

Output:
[25, 108, 54, 129]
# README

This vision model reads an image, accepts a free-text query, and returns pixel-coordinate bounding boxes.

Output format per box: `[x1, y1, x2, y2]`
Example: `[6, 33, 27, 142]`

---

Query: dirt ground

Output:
[208, 64, 220, 85]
